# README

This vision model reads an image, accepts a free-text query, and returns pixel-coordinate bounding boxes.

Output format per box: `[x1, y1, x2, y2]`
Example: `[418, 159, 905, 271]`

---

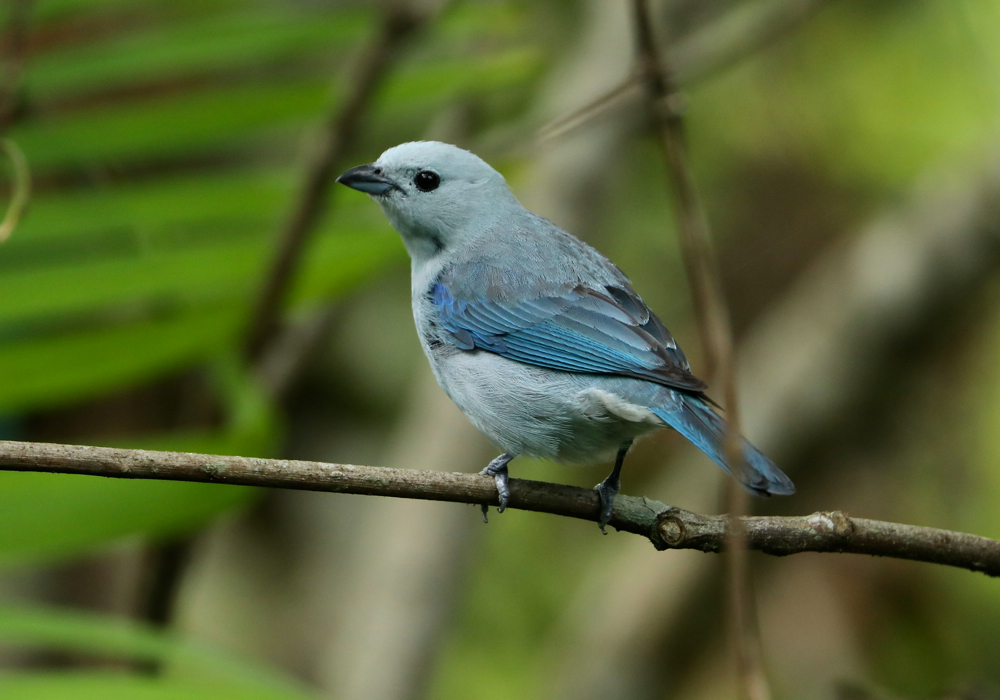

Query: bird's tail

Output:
[650, 394, 795, 497]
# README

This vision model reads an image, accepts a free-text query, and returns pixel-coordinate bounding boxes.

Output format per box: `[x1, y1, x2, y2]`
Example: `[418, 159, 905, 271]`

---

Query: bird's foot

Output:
[593, 476, 620, 535]
[593, 441, 630, 534]
[480, 453, 513, 523]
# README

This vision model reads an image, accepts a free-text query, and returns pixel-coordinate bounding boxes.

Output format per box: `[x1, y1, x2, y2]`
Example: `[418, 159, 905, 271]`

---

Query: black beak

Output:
[336, 164, 399, 196]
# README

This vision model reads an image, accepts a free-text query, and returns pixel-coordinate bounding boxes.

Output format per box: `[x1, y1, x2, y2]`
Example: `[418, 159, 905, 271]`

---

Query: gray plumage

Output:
[337, 141, 794, 529]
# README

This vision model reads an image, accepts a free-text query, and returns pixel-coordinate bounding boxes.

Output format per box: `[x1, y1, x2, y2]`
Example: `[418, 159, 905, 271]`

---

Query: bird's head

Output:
[337, 141, 516, 262]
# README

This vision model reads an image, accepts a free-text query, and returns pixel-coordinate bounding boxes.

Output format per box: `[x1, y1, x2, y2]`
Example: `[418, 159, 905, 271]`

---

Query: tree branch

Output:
[0, 0, 33, 245]
[544, 151, 1000, 700]
[632, 1, 769, 697]
[243, 5, 427, 364]
[2, 440, 998, 577]
[537, 0, 833, 144]
[0, 137, 29, 244]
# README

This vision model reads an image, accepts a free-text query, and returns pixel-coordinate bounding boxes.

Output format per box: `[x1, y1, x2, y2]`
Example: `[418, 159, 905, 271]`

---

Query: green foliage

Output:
[689, 0, 1000, 192]
[7, 0, 998, 697]
[0, 473, 252, 567]
[0, 676, 286, 700]
[27, 6, 369, 100]
[0, 605, 315, 699]
[0, 0, 543, 576]
[0, 0, 550, 693]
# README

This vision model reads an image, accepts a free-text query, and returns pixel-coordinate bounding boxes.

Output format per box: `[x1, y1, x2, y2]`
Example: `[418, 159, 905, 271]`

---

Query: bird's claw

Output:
[495, 480, 510, 513]
[594, 479, 619, 535]
[480, 454, 512, 523]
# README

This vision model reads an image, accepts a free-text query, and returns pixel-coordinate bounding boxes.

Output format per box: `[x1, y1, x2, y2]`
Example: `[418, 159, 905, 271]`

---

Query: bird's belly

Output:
[432, 349, 663, 463]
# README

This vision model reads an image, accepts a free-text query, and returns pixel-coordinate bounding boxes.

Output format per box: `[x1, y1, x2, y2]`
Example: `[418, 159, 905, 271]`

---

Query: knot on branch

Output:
[650, 507, 721, 551]
[656, 513, 686, 548]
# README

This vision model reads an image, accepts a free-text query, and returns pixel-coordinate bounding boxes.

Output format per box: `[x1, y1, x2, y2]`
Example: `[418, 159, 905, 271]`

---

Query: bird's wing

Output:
[430, 276, 707, 392]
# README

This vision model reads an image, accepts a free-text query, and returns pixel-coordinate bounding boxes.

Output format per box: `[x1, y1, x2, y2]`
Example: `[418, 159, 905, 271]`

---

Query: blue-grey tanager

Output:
[337, 142, 794, 531]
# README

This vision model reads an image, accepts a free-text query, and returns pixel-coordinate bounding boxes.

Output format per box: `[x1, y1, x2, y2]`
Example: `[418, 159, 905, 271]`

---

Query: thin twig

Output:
[243, 5, 427, 363]
[0, 0, 33, 245]
[631, 1, 768, 698]
[1, 439, 998, 577]
[0, 137, 29, 243]
[632, 0, 732, 381]
[537, 0, 833, 145]
[157, 3, 428, 636]
[671, 0, 832, 85]
[542, 152, 1000, 700]
[255, 305, 343, 399]
[536, 73, 642, 144]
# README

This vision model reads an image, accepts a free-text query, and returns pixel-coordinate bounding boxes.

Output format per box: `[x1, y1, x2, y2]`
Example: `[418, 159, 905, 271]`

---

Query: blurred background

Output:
[1, 0, 999, 698]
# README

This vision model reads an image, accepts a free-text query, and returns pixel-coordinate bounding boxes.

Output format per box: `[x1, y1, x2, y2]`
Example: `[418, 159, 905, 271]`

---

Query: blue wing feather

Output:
[430, 278, 707, 392]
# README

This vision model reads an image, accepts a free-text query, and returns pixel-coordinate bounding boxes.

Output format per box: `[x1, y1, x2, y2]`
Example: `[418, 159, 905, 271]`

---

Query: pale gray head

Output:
[337, 141, 519, 261]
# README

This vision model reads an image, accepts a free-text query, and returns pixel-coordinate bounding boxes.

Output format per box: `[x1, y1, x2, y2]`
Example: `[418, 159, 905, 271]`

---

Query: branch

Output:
[243, 5, 427, 363]
[632, 1, 767, 697]
[2, 440, 998, 577]
[0, 137, 29, 244]
[537, 0, 833, 144]
[0, 0, 33, 245]
[633, 0, 733, 384]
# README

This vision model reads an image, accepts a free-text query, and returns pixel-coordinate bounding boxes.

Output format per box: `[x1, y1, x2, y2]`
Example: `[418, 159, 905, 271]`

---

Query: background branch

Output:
[550, 145, 1000, 700]
[0, 0, 33, 245]
[537, 0, 833, 144]
[9, 0, 996, 695]
[0, 137, 29, 244]
[135, 3, 433, 642]
[243, 5, 427, 364]
[1, 440, 998, 577]
[632, 1, 768, 698]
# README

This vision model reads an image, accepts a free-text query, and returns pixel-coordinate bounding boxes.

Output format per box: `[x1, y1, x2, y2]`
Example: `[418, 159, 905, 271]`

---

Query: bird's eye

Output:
[414, 170, 440, 192]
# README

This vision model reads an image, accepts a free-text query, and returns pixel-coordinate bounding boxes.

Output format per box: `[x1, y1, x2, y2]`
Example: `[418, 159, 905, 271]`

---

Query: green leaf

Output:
[0, 224, 400, 415]
[14, 47, 543, 172]
[5, 170, 293, 245]
[11, 79, 331, 170]
[0, 351, 279, 567]
[0, 307, 240, 414]
[0, 172, 394, 326]
[291, 223, 404, 304]
[29, 6, 369, 101]
[0, 605, 315, 699]
[34, 0, 239, 25]
[0, 243, 266, 325]
[0, 675, 288, 700]
[0, 471, 254, 567]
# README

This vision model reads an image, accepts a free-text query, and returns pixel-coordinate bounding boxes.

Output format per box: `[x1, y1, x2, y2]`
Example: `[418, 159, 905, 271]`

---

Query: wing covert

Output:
[430, 279, 706, 392]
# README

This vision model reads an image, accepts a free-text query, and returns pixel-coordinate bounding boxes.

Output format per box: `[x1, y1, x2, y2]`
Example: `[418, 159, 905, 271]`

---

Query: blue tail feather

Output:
[650, 395, 795, 497]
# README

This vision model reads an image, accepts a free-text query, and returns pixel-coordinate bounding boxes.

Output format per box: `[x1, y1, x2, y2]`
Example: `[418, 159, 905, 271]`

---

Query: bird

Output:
[336, 141, 794, 532]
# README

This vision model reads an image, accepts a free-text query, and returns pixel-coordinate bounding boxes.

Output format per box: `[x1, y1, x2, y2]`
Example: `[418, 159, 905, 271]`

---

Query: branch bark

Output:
[2, 440, 998, 577]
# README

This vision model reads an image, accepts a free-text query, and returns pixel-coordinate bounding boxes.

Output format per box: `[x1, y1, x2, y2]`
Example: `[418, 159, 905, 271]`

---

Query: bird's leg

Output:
[595, 440, 632, 534]
[480, 452, 514, 522]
